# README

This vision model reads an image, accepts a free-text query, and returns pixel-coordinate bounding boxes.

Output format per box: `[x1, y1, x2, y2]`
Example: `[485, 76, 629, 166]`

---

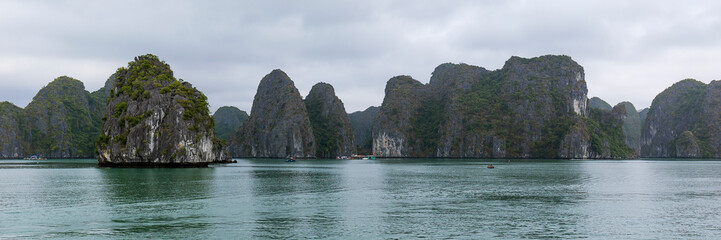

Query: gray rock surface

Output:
[23, 76, 105, 158]
[616, 102, 641, 151]
[372, 55, 632, 159]
[0, 102, 26, 158]
[638, 108, 649, 123]
[236, 69, 316, 158]
[97, 54, 230, 167]
[304, 82, 356, 158]
[639, 79, 721, 158]
[348, 106, 380, 154]
[675, 131, 701, 158]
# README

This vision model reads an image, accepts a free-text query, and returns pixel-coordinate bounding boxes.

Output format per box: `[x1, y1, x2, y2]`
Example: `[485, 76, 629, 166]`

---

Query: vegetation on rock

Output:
[641, 79, 719, 158]
[588, 97, 612, 111]
[22, 76, 106, 158]
[373, 55, 633, 159]
[304, 83, 356, 158]
[236, 69, 315, 158]
[212, 106, 248, 142]
[348, 106, 380, 155]
[97, 54, 229, 166]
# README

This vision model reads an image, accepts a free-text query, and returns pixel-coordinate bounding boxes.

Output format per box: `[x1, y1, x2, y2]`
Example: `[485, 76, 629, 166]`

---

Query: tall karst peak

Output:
[236, 69, 315, 158]
[305, 82, 356, 158]
[373, 55, 632, 159]
[97, 54, 230, 167]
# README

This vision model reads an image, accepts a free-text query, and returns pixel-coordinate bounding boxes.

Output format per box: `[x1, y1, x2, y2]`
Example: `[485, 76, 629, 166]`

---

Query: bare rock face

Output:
[675, 131, 701, 158]
[372, 55, 632, 159]
[0, 102, 25, 158]
[641, 79, 716, 158]
[638, 108, 649, 123]
[348, 106, 380, 154]
[97, 54, 230, 167]
[372, 75, 425, 157]
[304, 82, 356, 158]
[237, 69, 315, 158]
[615, 102, 641, 151]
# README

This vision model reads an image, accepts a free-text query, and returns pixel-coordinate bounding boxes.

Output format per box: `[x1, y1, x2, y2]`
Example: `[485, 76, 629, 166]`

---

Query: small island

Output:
[96, 54, 231, 167]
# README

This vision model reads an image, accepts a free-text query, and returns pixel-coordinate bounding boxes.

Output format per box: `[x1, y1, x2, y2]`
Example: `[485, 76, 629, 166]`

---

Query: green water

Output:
[1, 158, 720, 239]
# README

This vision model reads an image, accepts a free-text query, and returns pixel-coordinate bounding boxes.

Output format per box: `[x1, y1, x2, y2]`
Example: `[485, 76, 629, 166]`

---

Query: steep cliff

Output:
[97, 54, 230, 167]
[373, 55, 633, 159]
[237, 69, 315, 158]
[589, 97, 612, 111]
[0, 102, 26, 158]
[23, 76, 105, 158]
[213, 106, 248, 141]
[102, 74, 117, 98]
[638, 108, 649, 123]
[640, 79, 721, 158]
[615, 102, 641, 151]
[304, 82, 356, 158]
[348, 106, 380, 154]
[372, 75, 426, 157]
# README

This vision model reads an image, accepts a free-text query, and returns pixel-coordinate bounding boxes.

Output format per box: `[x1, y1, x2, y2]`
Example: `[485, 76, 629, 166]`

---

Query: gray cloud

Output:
[1, 0, 721, 113]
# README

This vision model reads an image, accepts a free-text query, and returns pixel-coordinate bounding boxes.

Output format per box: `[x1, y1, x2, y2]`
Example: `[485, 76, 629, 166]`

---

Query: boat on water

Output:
[23, 155, 46, 160]
[487, 164, 495, 169]
[285, 158, 296, 162]
[348, 155, 375, 160]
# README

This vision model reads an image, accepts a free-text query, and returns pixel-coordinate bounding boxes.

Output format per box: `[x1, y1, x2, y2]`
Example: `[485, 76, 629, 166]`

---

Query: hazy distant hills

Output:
[212, 106, 248, 142]
[1, 54, 718, 159]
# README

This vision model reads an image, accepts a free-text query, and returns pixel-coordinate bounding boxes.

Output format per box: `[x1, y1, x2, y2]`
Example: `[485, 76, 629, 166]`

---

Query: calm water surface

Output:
[1, 158, 720, 239]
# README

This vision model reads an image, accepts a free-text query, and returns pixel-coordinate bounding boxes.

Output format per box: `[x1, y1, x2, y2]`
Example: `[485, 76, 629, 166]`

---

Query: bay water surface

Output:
[1, 158, 720, 239]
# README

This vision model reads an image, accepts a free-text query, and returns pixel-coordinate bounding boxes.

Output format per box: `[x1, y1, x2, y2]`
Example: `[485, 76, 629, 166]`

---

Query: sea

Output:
[1, 158, 720, 239]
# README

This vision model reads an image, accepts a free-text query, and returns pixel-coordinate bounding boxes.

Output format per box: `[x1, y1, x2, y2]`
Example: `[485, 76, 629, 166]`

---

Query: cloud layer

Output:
[1, 0, 720, 112]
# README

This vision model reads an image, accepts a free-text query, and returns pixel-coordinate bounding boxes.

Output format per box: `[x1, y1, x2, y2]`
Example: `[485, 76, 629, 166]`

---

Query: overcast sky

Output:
[1, 0, 720, 113]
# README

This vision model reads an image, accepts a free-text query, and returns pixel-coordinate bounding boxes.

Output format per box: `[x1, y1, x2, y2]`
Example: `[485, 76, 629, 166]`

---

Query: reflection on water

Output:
[248, 162, 344, 239]
[98, 168, 214, 238]
[377, 160, 588, 239]
[1, 159, 721, 239]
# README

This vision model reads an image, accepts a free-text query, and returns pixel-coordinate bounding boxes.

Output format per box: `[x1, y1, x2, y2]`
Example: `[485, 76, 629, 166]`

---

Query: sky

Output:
[1, 0, 720, 113]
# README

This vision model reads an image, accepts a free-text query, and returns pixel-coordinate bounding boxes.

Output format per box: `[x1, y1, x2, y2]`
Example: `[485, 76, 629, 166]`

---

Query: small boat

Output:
[350, 155, 376, 160]
[285, 158, 296, 162]
[23, 155, 45, 160]
[487, 164, 494, 169]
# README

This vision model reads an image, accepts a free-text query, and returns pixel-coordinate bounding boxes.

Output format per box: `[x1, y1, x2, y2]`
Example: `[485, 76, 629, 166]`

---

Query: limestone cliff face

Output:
[373, 55, 632, 159]
[304, 82, 356, 158]
[24, 76, 105, 158]
[237, 69, 315, 158]
[0, 102, 26, 158]
[103, 74, 117, 98]
[213, 106, 248, 142]
[97, 54, 230, 167]
[698, 81, 721, 157]
[641, 79, 715, 158]
[615, 102, 641, 151]
[558, 106, 630, 159]
[372, 76, 425, 157]
[348, 106, 380, 154]
[638, 108, 649, 123]
[675, 131, 701, 158]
